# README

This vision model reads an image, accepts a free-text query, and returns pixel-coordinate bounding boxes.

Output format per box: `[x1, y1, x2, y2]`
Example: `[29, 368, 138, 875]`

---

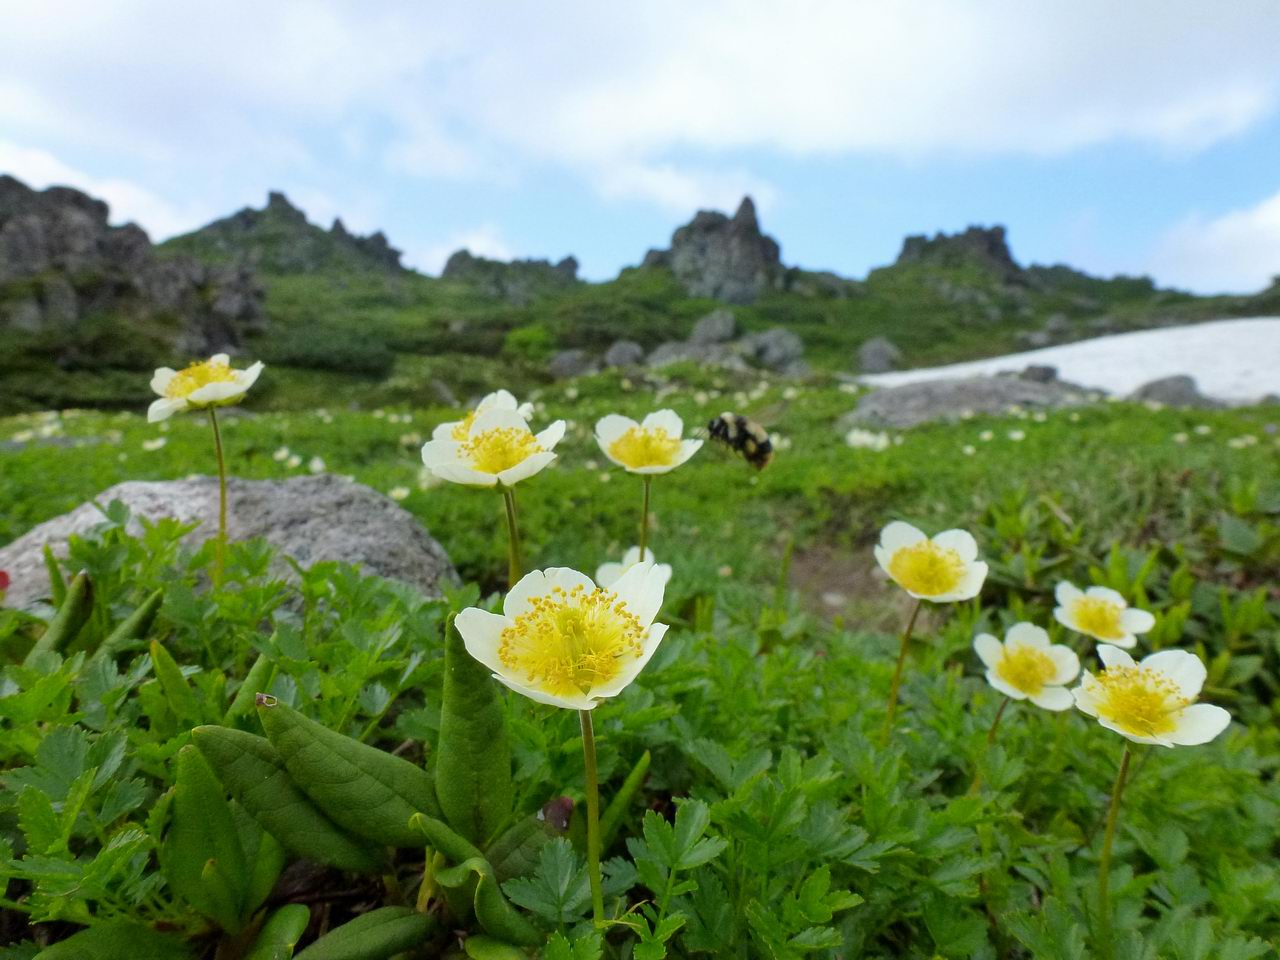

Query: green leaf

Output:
[34, 922, 195, 959]
[24, 571, 92, 666]
[436, 856, 541, 946]
[258, 699, 441, 847]
[193, 725, 385, 873]
[150, 640, 203, 726]
[599, 750, 650, 852]
[463, 936, 528, 960]
[545, 930, 603, 960]
[162, 745, 249, 933]
[436, 615, 513, 845]
[486, 797, 573, 883]
[93, 589, 163, 662]
[245, 904, 312, 960]
[293, 907, 437, 960]
[501, 838, 590, 925]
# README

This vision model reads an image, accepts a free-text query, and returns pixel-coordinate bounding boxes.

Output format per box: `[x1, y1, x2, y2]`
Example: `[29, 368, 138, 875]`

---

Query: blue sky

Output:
[2, 1, 1279, 293]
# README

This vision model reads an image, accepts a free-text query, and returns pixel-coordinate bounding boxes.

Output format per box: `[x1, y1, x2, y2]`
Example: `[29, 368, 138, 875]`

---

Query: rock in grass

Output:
[1129, 374, 1222, 409]
[844, 375, 1097, 429]
[0, 474, 457, 609]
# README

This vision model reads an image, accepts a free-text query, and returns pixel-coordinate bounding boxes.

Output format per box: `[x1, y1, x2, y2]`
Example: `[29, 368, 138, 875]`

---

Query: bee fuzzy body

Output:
[707, 412, 774, 470]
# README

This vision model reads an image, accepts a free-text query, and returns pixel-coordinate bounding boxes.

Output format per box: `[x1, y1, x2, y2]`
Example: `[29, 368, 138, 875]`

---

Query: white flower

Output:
[596, 546, 673, 590]
[286, 454, 302, 469]
[974, 623, 1079, 710]
[595, 410, 702, 474]
[388, 486, 411, 501]
[1172, 432, 1188, 444]
[979, 430, 994, 441]
[962, 445, 977, 456]
[1073, 645, 1230, 747]
[308, 456, 326, 474]
[874, 521, 988, 602]
[1054, 582, 1155, 648]
[845, 428, 891, 451]
[272, 446, 291, 462]
[455, 564, 669, 710]
[431, 389, 536, 443]
[142, 437, 167, 452]
[147, 354, 264, 422]
[421, 408, 565, 488]
[1193, 424, 1212, 435]
[1008, 430, 1025, 441]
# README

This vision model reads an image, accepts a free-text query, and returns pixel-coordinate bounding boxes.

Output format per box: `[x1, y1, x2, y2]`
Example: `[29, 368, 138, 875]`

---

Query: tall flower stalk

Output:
[501, 487, 521, 589]
[1096, 745, 1132, 957]
[147, 354, 263, 589]
[873, 522, 988, 742]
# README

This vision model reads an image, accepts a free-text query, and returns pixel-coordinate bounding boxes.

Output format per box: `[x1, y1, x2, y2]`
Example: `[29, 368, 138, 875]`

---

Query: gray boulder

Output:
[689, 308, 736, 344]
[1129, 375, 1222, 409]
[642, 196, 783, 305]
[846, 375, 1096, 429]
[858, 336, 902, 373]
[647, 341, 749, 371]
[739, 328, 804, 371]
[0, 475, 458, 610]
[1020, 365, 1059, 384]
[547, 349, 598, 379]
[603, 340, 645, 367]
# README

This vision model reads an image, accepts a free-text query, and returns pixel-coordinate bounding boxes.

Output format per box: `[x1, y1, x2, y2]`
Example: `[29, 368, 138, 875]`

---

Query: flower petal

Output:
[493, 672, 595, 711]
[610, 561, 665, 626]
[1005, 622, 1049, 650]
[1120, 608, 1156, 634]
[187, 381, 248, 405]
[1048, 645, 1081, 685]
[478, 389, 518, 413]
[642, 409, 684, 437]
[879, 521, 926, 554]
[237, 361, 264, 390]
[1084, 586, 1127, 607]
[1029, 686, 1074, 711]
[534, 420, 566, 450]
[1140, 649, 1206, 699]
[594, 562, 624, 589]
[431, 463, 498, 487]
[942, 562, 988, 601]
[1054, 581, 1082, 606]
[1097, 718, 1174, 747]
[1097, 644, 1136, 670]
[595, 414, 637, 448]
[471, 407, 528, 435]
[150, 367, 177, 396]
[1165, 703, 1230, 746]
[147, 397, 185, 423]
[1072, 678, 1100, 716]
[933, 528, 979, 563]
[986, 672, 1029, 701]
[670, 438, 704, 468]
[496, 451, 556, 486]
[210, 353, 231, 366]
[543, 567, 596, 596]
[454, 608, 509, 674]
[590, 622, 669, 700]
[432, 419, 462, 441]
[420, 438, 461, 467]
[973, 633, 1003, 669]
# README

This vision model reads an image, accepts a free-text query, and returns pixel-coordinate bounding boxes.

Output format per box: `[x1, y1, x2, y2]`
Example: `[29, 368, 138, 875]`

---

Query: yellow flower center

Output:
[995, 645, 1058, 696]
[887, 541, 966, 597]
[1091, 666, 1188, 738]
[499, 584, 646, 696]
[1070, 597, 1125, 639]
[450, 410, 478, 441]
[459, 426, 542, 474]
[608, 426, 681, 469]
[165, 359, 237, 399]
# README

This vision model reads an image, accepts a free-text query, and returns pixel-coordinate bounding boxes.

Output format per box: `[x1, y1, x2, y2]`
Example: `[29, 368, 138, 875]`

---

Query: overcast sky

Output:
[2, 1, 1279, 293]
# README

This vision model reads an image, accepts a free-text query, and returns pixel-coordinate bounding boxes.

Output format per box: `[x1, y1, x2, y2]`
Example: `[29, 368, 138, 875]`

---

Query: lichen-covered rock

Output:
[442, 250, 579, 306]
[602, 340, 645, 367]
[547, 348, 598, 379]
[647, 341, 747, 371]
[897, 225, 1024, 285]
[0, 475, 457, 609]
[858, 336, 902, 373]
[689, 308, 736, 344]
[739, 328, 805, 371]
[0, 174, 265, 354]
[643, 197, 782, 305]
[1129, 375, 1222, 409]
[845, 375, 1097, 429]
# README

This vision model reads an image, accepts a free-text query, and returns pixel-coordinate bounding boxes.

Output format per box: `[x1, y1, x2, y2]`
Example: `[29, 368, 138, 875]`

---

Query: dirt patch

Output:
[790, 543, 937, 632]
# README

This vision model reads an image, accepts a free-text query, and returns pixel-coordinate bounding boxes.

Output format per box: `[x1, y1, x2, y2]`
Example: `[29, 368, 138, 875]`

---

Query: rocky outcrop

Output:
[547, 349, 597, 379]
[0, 175, 265, 355]
[642, 197, 783, 305]
[0, 475, 457, 609]
[896, 225, 1024, 285]
[644, 325, 805, 375]
[1129, 375, 1222, 409]
[846, 374, 1098, 429]
[602, 340, 645, 367]
[739, 329, 806, 373]
[442, 250, 579, 306]
[689, 308, 736, 344]
[161, 191, 404, 274]
[858, 336, 902, 373]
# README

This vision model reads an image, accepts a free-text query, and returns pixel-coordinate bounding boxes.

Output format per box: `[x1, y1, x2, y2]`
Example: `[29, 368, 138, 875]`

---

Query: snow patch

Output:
[860, 318, 1280, 402]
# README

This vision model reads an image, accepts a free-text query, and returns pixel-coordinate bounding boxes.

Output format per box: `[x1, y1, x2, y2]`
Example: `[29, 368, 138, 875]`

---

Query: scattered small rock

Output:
[547, 349, 598, 379]
[1129, 375, 1222, 409]
[858, 336, 902, 373]
[602, 340, 645, 368]
[688, 308, 736, 344]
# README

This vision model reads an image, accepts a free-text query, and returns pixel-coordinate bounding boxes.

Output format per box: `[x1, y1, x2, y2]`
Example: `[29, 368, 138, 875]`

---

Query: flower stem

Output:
[638, 475, 653, 559]
[208, 408, 227, 588]
[968, 696, 1011, 794]
[502, 486, 521, 589]
[1097, 745, 1133, 959]
[579, 709, 605, 928]
[880, 598, 923, 744]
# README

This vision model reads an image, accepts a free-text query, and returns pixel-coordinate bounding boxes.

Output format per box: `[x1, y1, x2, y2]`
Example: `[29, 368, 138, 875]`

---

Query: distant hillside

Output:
[160, 191, 404, 275]
[3, 176, 1278, 414]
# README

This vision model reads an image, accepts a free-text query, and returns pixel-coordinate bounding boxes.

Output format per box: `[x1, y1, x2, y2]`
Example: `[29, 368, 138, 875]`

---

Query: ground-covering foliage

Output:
[0, 368, 1278, 958]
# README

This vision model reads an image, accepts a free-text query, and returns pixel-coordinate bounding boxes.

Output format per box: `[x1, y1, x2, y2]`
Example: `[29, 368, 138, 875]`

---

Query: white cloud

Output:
[595, 162, 777, 215]
[414, 224, 515, 275]
[0, 140, 212, 239]
[1148, 191, 1280, 294]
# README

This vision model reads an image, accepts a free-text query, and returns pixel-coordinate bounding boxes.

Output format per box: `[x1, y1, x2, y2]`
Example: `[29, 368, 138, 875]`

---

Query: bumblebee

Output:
[707, 411, 774, 470]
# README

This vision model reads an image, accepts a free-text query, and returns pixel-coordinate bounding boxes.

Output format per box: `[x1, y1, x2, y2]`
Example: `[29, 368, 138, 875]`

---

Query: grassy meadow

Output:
[1, 365, 1278, 959]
